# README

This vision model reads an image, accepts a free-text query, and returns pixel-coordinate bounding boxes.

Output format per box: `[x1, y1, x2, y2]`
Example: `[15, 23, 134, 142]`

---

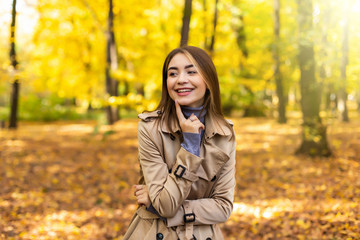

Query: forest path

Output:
[1, 117, 359, 239]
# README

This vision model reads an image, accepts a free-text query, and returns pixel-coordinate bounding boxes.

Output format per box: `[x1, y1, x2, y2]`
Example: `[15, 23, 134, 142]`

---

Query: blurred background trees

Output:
[295, 0, 331, 156]
[1, 0, 360, 155]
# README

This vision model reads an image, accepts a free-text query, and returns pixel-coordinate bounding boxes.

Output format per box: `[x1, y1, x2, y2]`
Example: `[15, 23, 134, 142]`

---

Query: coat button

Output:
[156, 233, 164, 240]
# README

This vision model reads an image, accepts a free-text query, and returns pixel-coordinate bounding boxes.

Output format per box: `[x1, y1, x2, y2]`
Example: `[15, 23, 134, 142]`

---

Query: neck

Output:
[181, 105, 206, 124]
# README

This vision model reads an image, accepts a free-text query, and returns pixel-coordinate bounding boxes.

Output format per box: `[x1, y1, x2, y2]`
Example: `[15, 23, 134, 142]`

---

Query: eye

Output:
[168, 72, 177, 77]
[188, 70, 197, 75]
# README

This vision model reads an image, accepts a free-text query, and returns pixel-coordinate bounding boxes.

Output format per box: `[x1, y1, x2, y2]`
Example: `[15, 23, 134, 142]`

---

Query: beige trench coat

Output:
[123, 110, 236, 240]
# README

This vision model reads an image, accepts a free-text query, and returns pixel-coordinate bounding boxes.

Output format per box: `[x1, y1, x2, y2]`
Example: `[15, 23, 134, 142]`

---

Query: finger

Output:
[188, 113, 201, 122]
[138, 195, 146, 201]
[136, 195, 144, 203]
[188, 113, 196, 121]
[135, 189, 142, 196]
[134, 185, 141, 196]
[194, 122, 205, 133]
[137, 189, 146, 196]
[175, 100, 186, 122]
[136, 189, 147, 197]
[138, 196, 149, 206]
[134, 185, 143, 190]
[137, 196, 147, 205]
[135, 185, 145, 194]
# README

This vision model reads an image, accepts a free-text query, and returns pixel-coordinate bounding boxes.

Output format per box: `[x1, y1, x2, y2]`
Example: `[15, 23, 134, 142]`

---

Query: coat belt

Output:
[183, 201, 194, 240]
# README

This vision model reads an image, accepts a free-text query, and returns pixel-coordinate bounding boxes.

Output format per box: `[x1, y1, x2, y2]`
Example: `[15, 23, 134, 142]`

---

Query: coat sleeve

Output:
[138, 121, 204, 218]
[166, 137, 236, 227]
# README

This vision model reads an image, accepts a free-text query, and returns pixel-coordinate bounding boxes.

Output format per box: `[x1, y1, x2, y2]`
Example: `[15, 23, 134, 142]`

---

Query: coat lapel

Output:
[198, 114, 232, 181]
[199, 138, 230, 181]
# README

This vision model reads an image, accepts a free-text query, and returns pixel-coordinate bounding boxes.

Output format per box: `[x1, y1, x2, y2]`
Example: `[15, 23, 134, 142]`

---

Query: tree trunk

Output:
[319, 5, 330, 114]
[180, 0, 192, 46]
[203, 0, 208, 49]
[105, 0, 119, 124]
[136, 83, 145, 96]
[338, 0, 349, 122]
[232, 1, 251, 115]
[232, 0, 248, 70]
[235, 11, 247, 71]
[295, 0, 331, 157]
[207, 0, 219, 56]
[9, 0, 19, 129]
[272, 0, 286, 123]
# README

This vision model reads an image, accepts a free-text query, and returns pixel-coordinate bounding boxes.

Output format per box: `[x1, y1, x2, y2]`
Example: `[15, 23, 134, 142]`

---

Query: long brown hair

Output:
[156, 46, 232, 136]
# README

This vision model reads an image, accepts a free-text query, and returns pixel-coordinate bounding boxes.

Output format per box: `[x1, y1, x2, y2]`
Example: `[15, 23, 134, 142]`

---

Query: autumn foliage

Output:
[1, 0, 360, 238]
[1, 116, 360, 239]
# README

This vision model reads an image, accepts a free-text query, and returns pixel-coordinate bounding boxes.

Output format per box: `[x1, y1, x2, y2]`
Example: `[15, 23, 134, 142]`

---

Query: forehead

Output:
[168, 53, 194, 68]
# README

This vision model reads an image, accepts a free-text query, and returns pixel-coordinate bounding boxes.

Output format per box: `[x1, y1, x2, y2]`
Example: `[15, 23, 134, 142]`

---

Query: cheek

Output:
[199, 80, 207, 96]
[166, 79, 175, 99]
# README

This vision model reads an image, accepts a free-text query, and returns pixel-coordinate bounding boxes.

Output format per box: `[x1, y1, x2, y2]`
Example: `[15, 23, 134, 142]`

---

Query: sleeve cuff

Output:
[181, 132, 201, 157]
[176, 147, 203, 173]
[166, 205, 185, 227]
[171, 147, 203, 182]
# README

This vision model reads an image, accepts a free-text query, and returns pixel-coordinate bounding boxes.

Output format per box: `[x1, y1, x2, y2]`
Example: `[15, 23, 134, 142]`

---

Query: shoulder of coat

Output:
[138, 110, 162, 122]
[225, 119, 234, 126]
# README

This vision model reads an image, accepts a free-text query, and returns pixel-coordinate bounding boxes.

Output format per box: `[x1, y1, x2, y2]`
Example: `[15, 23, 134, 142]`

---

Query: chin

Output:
[177, 99, 192, 106]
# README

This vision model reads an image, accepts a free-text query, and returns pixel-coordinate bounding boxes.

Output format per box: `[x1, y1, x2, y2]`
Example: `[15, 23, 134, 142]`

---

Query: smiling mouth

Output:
[176, 89, 193, 93]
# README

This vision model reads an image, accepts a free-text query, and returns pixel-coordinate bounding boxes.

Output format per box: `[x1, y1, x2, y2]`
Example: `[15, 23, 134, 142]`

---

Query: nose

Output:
[177, 71, 188, 84]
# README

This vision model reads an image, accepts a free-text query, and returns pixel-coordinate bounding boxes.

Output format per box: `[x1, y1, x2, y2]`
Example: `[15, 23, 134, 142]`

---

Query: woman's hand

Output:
[134, 184, 151, 208]
[175, 100, 205, 133]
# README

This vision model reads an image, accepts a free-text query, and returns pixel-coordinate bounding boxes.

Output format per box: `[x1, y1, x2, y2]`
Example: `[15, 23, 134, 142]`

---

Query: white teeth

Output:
[177, 89, 192, 93]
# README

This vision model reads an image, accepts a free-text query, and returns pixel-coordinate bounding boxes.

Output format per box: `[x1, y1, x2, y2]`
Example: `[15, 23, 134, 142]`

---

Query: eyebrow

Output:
[168, 64, 194, 71]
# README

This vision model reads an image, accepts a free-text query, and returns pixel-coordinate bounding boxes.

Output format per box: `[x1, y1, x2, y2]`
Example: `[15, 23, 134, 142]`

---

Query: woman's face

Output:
[166, 53, 207, 108]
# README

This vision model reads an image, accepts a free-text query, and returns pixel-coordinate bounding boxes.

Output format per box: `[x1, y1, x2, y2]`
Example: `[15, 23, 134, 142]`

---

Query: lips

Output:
[175, 88, 193, 93]
[174, 88, 194, 96]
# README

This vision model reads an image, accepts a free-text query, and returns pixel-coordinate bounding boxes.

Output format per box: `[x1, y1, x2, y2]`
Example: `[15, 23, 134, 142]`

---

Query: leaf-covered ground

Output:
[1, 116, 360, 239]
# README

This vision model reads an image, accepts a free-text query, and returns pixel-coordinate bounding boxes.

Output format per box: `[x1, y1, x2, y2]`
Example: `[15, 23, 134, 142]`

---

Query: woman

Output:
[123, 46, 236, 240]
